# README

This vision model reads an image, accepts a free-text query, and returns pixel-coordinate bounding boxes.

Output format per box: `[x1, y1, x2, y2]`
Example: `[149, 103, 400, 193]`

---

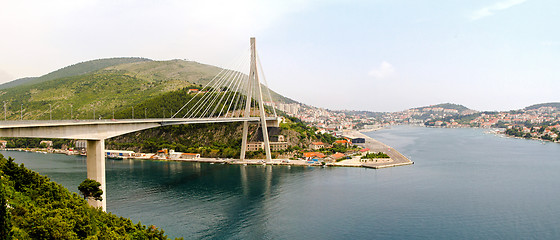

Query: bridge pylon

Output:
[240, 37, 272, 161]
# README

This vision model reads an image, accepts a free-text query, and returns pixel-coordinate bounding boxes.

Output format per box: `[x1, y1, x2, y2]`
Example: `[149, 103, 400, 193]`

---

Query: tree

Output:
[0, 178, 12, 240]
[78, 179, 103, 201]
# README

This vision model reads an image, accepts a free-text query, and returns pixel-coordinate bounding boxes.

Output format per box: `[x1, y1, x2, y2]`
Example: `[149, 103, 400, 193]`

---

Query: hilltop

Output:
[524, 102, 560, 110]
[413, 103, 471, 112]
[0, 57, 152, 90]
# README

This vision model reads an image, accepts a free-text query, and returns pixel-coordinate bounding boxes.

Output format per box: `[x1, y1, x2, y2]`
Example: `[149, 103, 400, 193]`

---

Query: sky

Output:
[0, 0, 558, 112]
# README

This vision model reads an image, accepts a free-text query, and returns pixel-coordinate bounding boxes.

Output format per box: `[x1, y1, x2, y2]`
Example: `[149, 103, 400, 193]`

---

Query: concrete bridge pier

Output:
[86, 139, 106, 211]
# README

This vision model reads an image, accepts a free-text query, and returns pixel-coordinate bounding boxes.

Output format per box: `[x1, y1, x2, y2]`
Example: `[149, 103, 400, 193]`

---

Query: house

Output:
[247, 142, 264, 151]
[0, 140, 7, 149]
[303, 152, 326, 159]
[359, 148, 370, 153]
[270, 142, 289, 151]
[171, 152, 200, 160]
[310, 142, 325, 150]
[334, 140, 349, 147]
[187, 89, 199, 94]
[246, 140, 289, 151]
[330, 152, 345, 160]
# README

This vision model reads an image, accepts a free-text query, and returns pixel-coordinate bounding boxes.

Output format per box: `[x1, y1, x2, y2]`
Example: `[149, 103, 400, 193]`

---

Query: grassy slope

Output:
[107, 60, 295, 104]
[0, 57, 152, 90]
[0, 59, 295, 120]
[0, 61, 222, 120]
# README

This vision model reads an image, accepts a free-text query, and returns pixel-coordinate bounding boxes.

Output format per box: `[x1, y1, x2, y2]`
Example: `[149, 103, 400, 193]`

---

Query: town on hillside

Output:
[268, 102, 560, 143]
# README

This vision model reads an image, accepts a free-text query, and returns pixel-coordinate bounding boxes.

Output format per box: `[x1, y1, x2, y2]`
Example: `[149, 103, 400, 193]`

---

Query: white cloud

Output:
[470, 0, 527, 20]
[368, 61, 396, 79]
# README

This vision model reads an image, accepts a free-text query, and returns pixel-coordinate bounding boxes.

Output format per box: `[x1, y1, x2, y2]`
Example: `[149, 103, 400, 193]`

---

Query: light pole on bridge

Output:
[70, 104, 73, 119]
[145, 108, 147, 119]
[3, 101, 6, 121]
[20, 104, 23, 120]
[132, 107, 134, 119]
[49, 104, 52, 120]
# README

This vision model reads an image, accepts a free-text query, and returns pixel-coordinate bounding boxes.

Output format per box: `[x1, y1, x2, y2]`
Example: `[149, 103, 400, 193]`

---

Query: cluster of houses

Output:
[301, 137, 368, 163]
[103, 149, 201, 161]
[506, 125, 560, 141]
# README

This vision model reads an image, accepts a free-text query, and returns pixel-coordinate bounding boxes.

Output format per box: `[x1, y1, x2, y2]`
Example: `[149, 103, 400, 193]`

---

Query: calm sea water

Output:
[3, 126, 560, 239]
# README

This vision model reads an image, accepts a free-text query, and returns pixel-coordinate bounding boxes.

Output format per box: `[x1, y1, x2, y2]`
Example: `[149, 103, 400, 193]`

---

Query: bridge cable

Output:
[211, 53, 251, 117]
[181, 48, 249, 118]
[173, 46, 249, 118]
[257, 52, 277, 118]
[198, 50, 249, 118]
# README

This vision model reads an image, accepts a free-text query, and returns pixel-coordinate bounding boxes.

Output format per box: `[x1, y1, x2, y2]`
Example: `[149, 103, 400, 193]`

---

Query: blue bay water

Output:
[3, 126, 560, 239]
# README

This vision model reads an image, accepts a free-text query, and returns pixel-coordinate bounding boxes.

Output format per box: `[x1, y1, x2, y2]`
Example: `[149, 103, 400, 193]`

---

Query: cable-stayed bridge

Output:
[0, 38, 279, 211]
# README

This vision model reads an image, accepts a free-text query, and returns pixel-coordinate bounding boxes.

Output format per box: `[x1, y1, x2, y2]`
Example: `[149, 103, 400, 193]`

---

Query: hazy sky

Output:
[1, 0, 558, 112]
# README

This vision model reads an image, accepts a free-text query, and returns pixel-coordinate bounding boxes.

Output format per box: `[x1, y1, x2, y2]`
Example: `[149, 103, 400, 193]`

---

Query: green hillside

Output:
[414, 103, 470, 111]
[524, 102, 560, 110]
[0, 57, 152, 90]
[0, 59, 294, 120]
[0, 154, 179, 239]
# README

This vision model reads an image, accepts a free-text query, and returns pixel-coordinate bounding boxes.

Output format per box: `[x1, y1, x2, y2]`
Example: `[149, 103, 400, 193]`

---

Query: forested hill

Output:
[524, 102, 560, 110]
[0, 57, 152, 90]
[0, 154, 180, 239]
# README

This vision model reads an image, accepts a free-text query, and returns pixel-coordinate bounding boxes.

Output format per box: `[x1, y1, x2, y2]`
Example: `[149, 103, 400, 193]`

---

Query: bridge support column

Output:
[240, 121, 249, 160]
[86, 139, 106, 211]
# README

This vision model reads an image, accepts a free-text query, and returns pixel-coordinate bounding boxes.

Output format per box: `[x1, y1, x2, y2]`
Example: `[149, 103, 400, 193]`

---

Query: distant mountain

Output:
[524, 102, 560, 110]
[0, 57, 152, 89]
[414, 103, 471, 112]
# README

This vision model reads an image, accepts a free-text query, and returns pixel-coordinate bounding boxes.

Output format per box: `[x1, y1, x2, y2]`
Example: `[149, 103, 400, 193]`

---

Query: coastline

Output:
[341, 128, 414, 169]
[1, 128, 413, 169]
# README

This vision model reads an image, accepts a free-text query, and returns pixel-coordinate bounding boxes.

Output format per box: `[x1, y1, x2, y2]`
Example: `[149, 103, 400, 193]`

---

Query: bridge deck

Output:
[0, 117, 279, 140]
